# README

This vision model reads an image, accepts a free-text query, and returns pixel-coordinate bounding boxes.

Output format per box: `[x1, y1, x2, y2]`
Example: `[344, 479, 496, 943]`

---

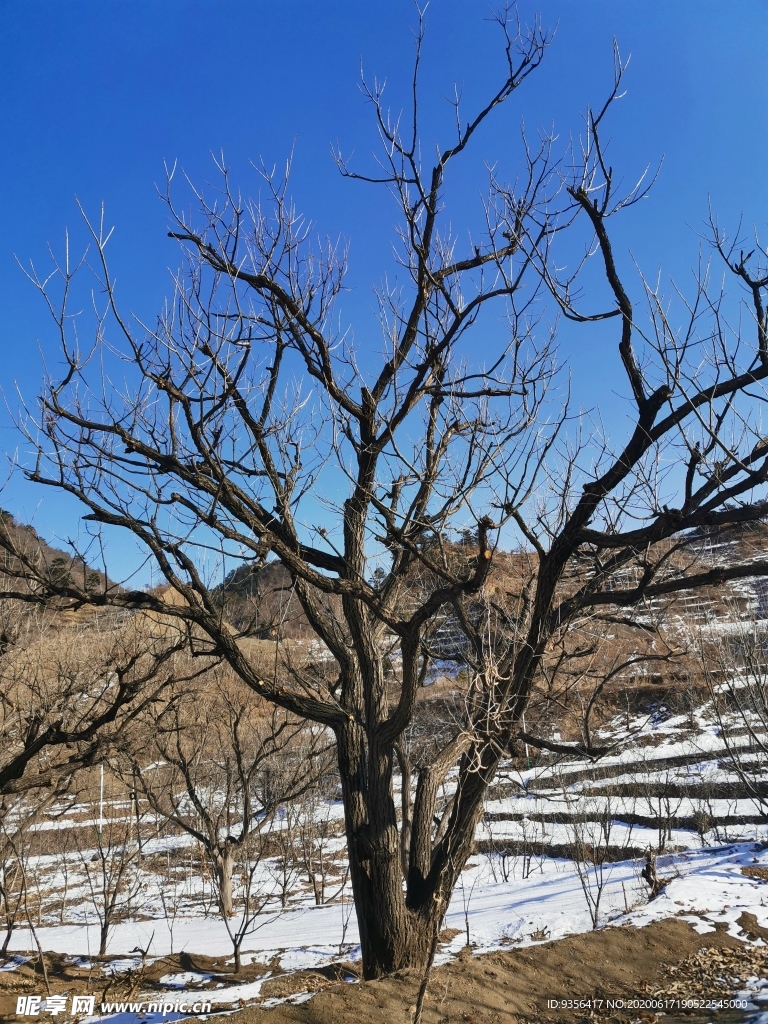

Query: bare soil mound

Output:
[227, 919, 742, 1024]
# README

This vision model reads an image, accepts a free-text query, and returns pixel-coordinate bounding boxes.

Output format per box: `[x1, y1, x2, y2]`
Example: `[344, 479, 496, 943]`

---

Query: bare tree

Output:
[5, 5, 768, 978]
[0, 825, 26, 957]
[0, 588, 187, 801]
[699, 619, 768, 814]
[221, 833, 281, 976]
[122, 665, 328, 919]
[74, 783, 144, 958]
[296, 784, 346, 906]
[560, 783, 635, 930]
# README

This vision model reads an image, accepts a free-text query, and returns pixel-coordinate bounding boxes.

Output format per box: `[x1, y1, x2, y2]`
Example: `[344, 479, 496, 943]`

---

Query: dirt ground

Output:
[227, 919, 745, 1024]
[0, 918, 755, 1023]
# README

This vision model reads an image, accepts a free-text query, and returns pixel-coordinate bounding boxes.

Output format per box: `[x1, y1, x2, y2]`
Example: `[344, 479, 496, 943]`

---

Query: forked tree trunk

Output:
[335, 720, 481, 978]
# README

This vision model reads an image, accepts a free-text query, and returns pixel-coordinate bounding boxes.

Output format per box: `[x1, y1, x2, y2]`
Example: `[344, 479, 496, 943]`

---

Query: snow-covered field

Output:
[4, 681, 768, 1022]
[8, 842, 768, 1015]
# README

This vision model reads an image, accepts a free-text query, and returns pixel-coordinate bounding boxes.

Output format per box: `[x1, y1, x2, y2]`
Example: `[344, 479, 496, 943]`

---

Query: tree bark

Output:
[213, 844, 235, 918]
[98, 920, 109, 958]
[336, 719, 439, 977]
[1, 921, 14, 957]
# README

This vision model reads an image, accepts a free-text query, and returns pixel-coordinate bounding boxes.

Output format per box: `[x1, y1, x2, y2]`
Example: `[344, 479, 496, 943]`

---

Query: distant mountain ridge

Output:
[0, 509, 109, 597]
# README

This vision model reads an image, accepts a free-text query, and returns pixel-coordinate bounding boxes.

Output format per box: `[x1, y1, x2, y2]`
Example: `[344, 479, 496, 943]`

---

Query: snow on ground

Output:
[8, 836, 768, 1021]
[8, 902, 357, 966]
[443, 837, 768, 958]
[5, 693, 768, 1021]
[621, 843, 768, 938]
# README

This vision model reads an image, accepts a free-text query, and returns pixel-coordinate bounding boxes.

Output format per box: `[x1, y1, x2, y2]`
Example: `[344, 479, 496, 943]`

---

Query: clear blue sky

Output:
[1, 1, 766, 581]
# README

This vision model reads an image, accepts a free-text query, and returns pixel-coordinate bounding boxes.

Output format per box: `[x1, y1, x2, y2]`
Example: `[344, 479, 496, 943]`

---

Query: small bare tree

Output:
[562, 785, 635, 930]
[699, 620, 768, 814]
[0, 828, 26, 957]
[74, 782, 144, 958]
[221, 831, 281, 976]
[297, 785, 345, 906]
[124, 664, 329, 919]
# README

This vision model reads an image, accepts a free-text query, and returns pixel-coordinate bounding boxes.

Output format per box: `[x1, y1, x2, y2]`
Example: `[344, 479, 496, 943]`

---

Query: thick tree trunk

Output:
[354, 881, 434, 978]
[333, 648, 526, 979]
[336, 721, 436, 978]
